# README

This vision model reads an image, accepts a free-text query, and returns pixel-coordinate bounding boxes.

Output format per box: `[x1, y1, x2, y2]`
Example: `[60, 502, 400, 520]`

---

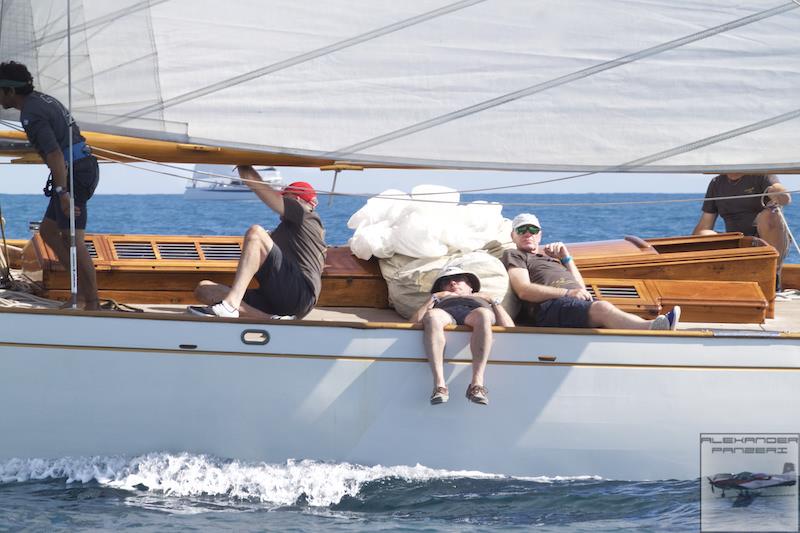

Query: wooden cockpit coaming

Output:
[15, 231, 780, 324]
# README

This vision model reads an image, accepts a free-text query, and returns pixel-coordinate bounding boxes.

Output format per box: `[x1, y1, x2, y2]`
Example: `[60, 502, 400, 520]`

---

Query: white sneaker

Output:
[187, 301, 239, 318]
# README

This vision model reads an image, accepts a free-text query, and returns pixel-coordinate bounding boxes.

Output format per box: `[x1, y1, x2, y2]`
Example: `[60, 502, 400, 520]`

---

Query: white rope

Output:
[776, 289, 800, 300]
[777, 206, 800, 257]
[0, 288, 61, 309]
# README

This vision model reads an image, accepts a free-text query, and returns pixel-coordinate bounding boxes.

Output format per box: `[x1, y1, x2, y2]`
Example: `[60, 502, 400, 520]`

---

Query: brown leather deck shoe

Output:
[466, 384, 489, 405]
[430, 386, 449, 405]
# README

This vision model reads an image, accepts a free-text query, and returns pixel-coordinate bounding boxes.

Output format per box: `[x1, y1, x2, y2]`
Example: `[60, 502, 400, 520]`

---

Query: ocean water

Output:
[0, 192, 798, 531]
[1, 192, 798, 264]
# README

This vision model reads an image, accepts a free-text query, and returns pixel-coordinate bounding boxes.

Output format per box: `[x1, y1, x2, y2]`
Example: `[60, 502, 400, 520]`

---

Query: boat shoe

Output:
[430, 386, 449, 405]
[466, 384, 489, 405]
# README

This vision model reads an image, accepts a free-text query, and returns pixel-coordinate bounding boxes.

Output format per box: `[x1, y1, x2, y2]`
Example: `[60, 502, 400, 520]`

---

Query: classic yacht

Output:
[184, 165, 282, 200]
[0, 0, 798, 481]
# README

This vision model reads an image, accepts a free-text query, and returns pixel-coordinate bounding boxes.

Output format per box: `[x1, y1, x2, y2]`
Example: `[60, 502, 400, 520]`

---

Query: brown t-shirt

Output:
[270, 197, 326, 299]
[501, 248, 582, 323]
[701, 174, 778, 236]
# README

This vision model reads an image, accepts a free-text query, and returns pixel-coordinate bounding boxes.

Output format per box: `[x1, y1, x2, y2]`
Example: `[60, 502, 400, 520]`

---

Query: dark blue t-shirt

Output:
[20, 91, 85, 159]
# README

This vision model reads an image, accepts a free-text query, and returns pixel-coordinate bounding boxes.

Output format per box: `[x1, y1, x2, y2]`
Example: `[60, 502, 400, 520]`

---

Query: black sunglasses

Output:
[515, 224, 540, 235]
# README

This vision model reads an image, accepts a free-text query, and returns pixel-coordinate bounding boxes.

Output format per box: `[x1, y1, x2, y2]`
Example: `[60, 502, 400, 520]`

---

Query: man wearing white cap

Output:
[409, 266, 514, 406]
[502, 213, 680, 331]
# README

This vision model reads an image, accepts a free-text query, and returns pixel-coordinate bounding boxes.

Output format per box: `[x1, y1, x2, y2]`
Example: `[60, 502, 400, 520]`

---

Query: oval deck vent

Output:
[201, 243, 242, 261]
[113, 242, 156, 259]
[158, 242, 200, 260]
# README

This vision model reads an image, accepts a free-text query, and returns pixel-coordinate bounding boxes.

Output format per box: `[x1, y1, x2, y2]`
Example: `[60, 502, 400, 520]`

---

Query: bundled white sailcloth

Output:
[347, 185, 508, 259]
[1, 0, 798, 172]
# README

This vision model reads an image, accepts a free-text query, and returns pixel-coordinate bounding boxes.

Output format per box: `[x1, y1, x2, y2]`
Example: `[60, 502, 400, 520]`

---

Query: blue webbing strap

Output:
[62, 141, 90, 163]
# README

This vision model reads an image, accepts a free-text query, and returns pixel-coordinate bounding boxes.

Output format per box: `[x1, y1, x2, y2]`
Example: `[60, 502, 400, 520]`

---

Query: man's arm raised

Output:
[237, 165, 285, 215]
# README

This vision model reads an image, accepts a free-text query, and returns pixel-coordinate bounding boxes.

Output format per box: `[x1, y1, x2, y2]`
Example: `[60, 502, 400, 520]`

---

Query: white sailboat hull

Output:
[1, 309, 798, 480]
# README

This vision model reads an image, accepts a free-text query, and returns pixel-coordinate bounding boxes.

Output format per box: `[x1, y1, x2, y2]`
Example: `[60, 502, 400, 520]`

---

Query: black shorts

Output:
[434, 297, 489, 326]
[43, 156, 100, 230]
[243, 243, 316, 317]
[535, 297, 592, 328]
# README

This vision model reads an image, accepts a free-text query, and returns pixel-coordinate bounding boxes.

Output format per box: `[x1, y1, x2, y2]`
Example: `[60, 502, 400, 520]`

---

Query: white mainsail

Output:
[1, 0, 798, 172]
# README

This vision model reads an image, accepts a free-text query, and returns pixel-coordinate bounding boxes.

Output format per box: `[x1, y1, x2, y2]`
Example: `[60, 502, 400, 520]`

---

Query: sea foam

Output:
[0, 453, 600, 506]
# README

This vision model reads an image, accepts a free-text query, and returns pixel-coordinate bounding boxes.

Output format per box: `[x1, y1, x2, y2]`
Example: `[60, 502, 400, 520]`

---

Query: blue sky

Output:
[3, 159, 797, 196]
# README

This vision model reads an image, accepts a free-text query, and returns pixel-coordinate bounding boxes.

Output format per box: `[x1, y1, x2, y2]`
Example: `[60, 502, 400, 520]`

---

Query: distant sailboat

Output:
[184, 165, 282, 200]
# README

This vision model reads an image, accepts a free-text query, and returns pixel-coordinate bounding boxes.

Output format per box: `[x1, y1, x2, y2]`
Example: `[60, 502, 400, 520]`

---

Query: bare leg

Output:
[463, 307, 495, 387]
[195, 280, 231, 305]
[756, 208, 789, 265]
[422, 309, 453, 388]
[39, 218, 70, 272]
[222, 225, 273, 310]
[588, 301, 653, 330]
[75, 230, 99, 310]
[40, 220, 98, 309]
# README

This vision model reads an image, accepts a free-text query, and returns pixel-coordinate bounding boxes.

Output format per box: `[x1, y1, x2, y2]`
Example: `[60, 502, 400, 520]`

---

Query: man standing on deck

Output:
[189, 165, 326, 319]
[0, 61, 100, 310]
[693, 173, 791, 286]
[502, 213, 680, 330]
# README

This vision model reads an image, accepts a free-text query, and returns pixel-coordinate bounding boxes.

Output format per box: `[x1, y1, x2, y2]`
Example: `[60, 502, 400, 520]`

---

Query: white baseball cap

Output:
[511, 213, 541, 230]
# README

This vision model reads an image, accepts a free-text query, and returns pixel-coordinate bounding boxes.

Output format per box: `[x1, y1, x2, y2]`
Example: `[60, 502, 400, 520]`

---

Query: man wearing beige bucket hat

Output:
[409, 266, 514, 406]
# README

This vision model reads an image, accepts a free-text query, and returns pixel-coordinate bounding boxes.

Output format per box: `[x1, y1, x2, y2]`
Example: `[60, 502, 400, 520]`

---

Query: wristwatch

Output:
[54, 186, 66, 196]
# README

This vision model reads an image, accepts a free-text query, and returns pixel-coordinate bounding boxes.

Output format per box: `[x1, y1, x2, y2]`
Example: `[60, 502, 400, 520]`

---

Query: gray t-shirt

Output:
[270, 197, 326, 299]
[701, 174, 778, 236]
[20, 91, 85, 160]
[501, 248, 582, 322]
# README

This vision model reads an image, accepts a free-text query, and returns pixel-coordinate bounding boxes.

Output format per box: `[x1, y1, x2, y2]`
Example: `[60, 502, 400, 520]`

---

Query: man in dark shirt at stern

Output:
[0, 61, 99, 309]
[693, 173, 791, 285]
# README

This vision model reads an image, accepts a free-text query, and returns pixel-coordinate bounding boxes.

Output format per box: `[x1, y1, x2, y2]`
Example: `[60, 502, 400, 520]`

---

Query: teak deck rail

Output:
[17, 232, 776, 324]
